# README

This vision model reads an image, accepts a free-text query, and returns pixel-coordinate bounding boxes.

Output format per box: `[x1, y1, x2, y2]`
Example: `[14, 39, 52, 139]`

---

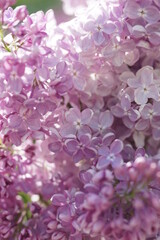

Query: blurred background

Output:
[13, 0, 73, 23]
[14, 0, 62, 13]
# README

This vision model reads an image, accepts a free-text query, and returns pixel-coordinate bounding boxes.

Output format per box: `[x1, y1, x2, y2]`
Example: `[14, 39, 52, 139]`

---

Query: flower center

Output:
[138, 8, 146, 17]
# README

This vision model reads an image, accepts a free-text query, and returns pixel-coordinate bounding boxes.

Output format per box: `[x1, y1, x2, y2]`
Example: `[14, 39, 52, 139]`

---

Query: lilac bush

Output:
[1, 0, 160, 239]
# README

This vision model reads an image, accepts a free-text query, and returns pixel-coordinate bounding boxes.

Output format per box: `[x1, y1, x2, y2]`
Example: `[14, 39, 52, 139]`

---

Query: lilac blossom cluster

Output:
[1, 0, 160, 239]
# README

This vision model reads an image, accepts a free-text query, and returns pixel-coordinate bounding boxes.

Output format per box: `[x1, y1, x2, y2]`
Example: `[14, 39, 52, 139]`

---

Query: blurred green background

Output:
[14, 0, 62, 13]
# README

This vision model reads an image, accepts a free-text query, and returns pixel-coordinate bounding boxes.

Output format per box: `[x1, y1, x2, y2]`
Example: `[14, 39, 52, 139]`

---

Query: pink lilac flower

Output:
[1, 0, 160, 239]
[65, 107, 93, 130]
[0, 0, 16, 10]
[124, 0, 160, 23]
[96, 139, 124, 169]
[128, 66, 159, 105]
[83, 14, 116, 46]
[111, 94, 140, 129]
[102, 35, 135, 66]
[65, 132, 96, 163]
[131, 23, 160, 46]
[90, 110, 114, 133]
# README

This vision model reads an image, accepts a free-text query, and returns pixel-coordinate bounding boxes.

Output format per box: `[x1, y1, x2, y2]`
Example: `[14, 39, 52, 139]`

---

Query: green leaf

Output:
[18, 191, 31, 204]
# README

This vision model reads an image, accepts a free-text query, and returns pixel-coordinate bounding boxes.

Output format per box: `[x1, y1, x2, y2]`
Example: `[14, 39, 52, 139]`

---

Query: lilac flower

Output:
[97, 139, 124, 169]
[111, 94, 140, 129]
[124, 0, 160, 23]
[131, 23, 160, 46]
[0, 0, 16, 10]
[1, 0, 160, 239]
[128, 66, 159, 105]
[90, 110, 114, 133]
[102, 36, 135, 66]
[65, 132, 96, 163]
[65, 108, 93, 130]
[83, 14, 116, 46]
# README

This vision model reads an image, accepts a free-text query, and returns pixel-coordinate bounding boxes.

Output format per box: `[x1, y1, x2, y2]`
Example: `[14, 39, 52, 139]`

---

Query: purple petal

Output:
[73, 149, 84, 163]
[84, 20, 95, 31]
[102, 41, 116, 58]
[93, 31, 105, 45]
[132, 25, 146, 38]
[79, 134, 91, 146]
[52, 194, 66, 206]
[48, 142, 61, 153]
[140, 104, 153, 119]
[140, 66, 153, 86]
[8, 114, 22, 128]
[128, 109, 140, 122]
[110, 139, 123, 154]
[9, 132, 21, 146]
[103, 22, 116, 34]
[121, 94, 131, 111]
[57, 205, 72, 222]
[127, 77, 141, 88]
[65, 108, 81, 123]
[37, 102, 48, 115]
[97, 156, 110, 169]
[124, 1, 140, 19]
[153, 128, 160, 140]
[98, 146, 110, 156]
[56, 61, 67, 76]
[73, 76, 86, 90]
[144, 6, 160, 23]
[149, 32, 160, 45]
[147, 85, 159, 100]
[113, 51, 124, 66]
[26, 113, 41, 131]
[153, 101, 160, 115]
[81, 109, 93, 124]
[36, 67, 49, 82]
[112, 155, 123, 168]
[60, 124, 76, 138]
[10, 78, 22, 94]
[84, 147, 97, 159]
[65, 139, 78, 153]
[102, 132, 115, 146]
[135, 119, 149, 131]
[123, 116, 134, 129]
[99, 110, 114, 128]
[152, 116, 160, 128]
[135, 88, 148, 105]
[111, 105, 125, 118]
[75, 192, 85, 207]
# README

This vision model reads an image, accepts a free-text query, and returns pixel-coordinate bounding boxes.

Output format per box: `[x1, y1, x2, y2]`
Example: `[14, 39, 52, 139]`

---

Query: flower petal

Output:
[110, 139, 123, 154]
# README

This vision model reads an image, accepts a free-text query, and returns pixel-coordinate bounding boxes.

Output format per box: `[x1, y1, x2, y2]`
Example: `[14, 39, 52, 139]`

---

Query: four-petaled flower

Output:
[97, 139, 124, 169]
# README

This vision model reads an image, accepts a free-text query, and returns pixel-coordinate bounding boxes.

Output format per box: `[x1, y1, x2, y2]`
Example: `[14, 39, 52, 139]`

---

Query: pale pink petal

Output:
[99, 110, 114, 128]
[93, 31, 105, 45]
[103, 22, 116, 34]
[8, 114, 22, 128]
[121, 94, 131, 111]
[65, 108, 81, 123]
[111, 105, 125, 118]
[124, 1, 140, 19]
[135, 119, 149, 131]
[145, 6, 160, 23]
[135, 88, 148, 105]
[81, 109, 93, 124]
